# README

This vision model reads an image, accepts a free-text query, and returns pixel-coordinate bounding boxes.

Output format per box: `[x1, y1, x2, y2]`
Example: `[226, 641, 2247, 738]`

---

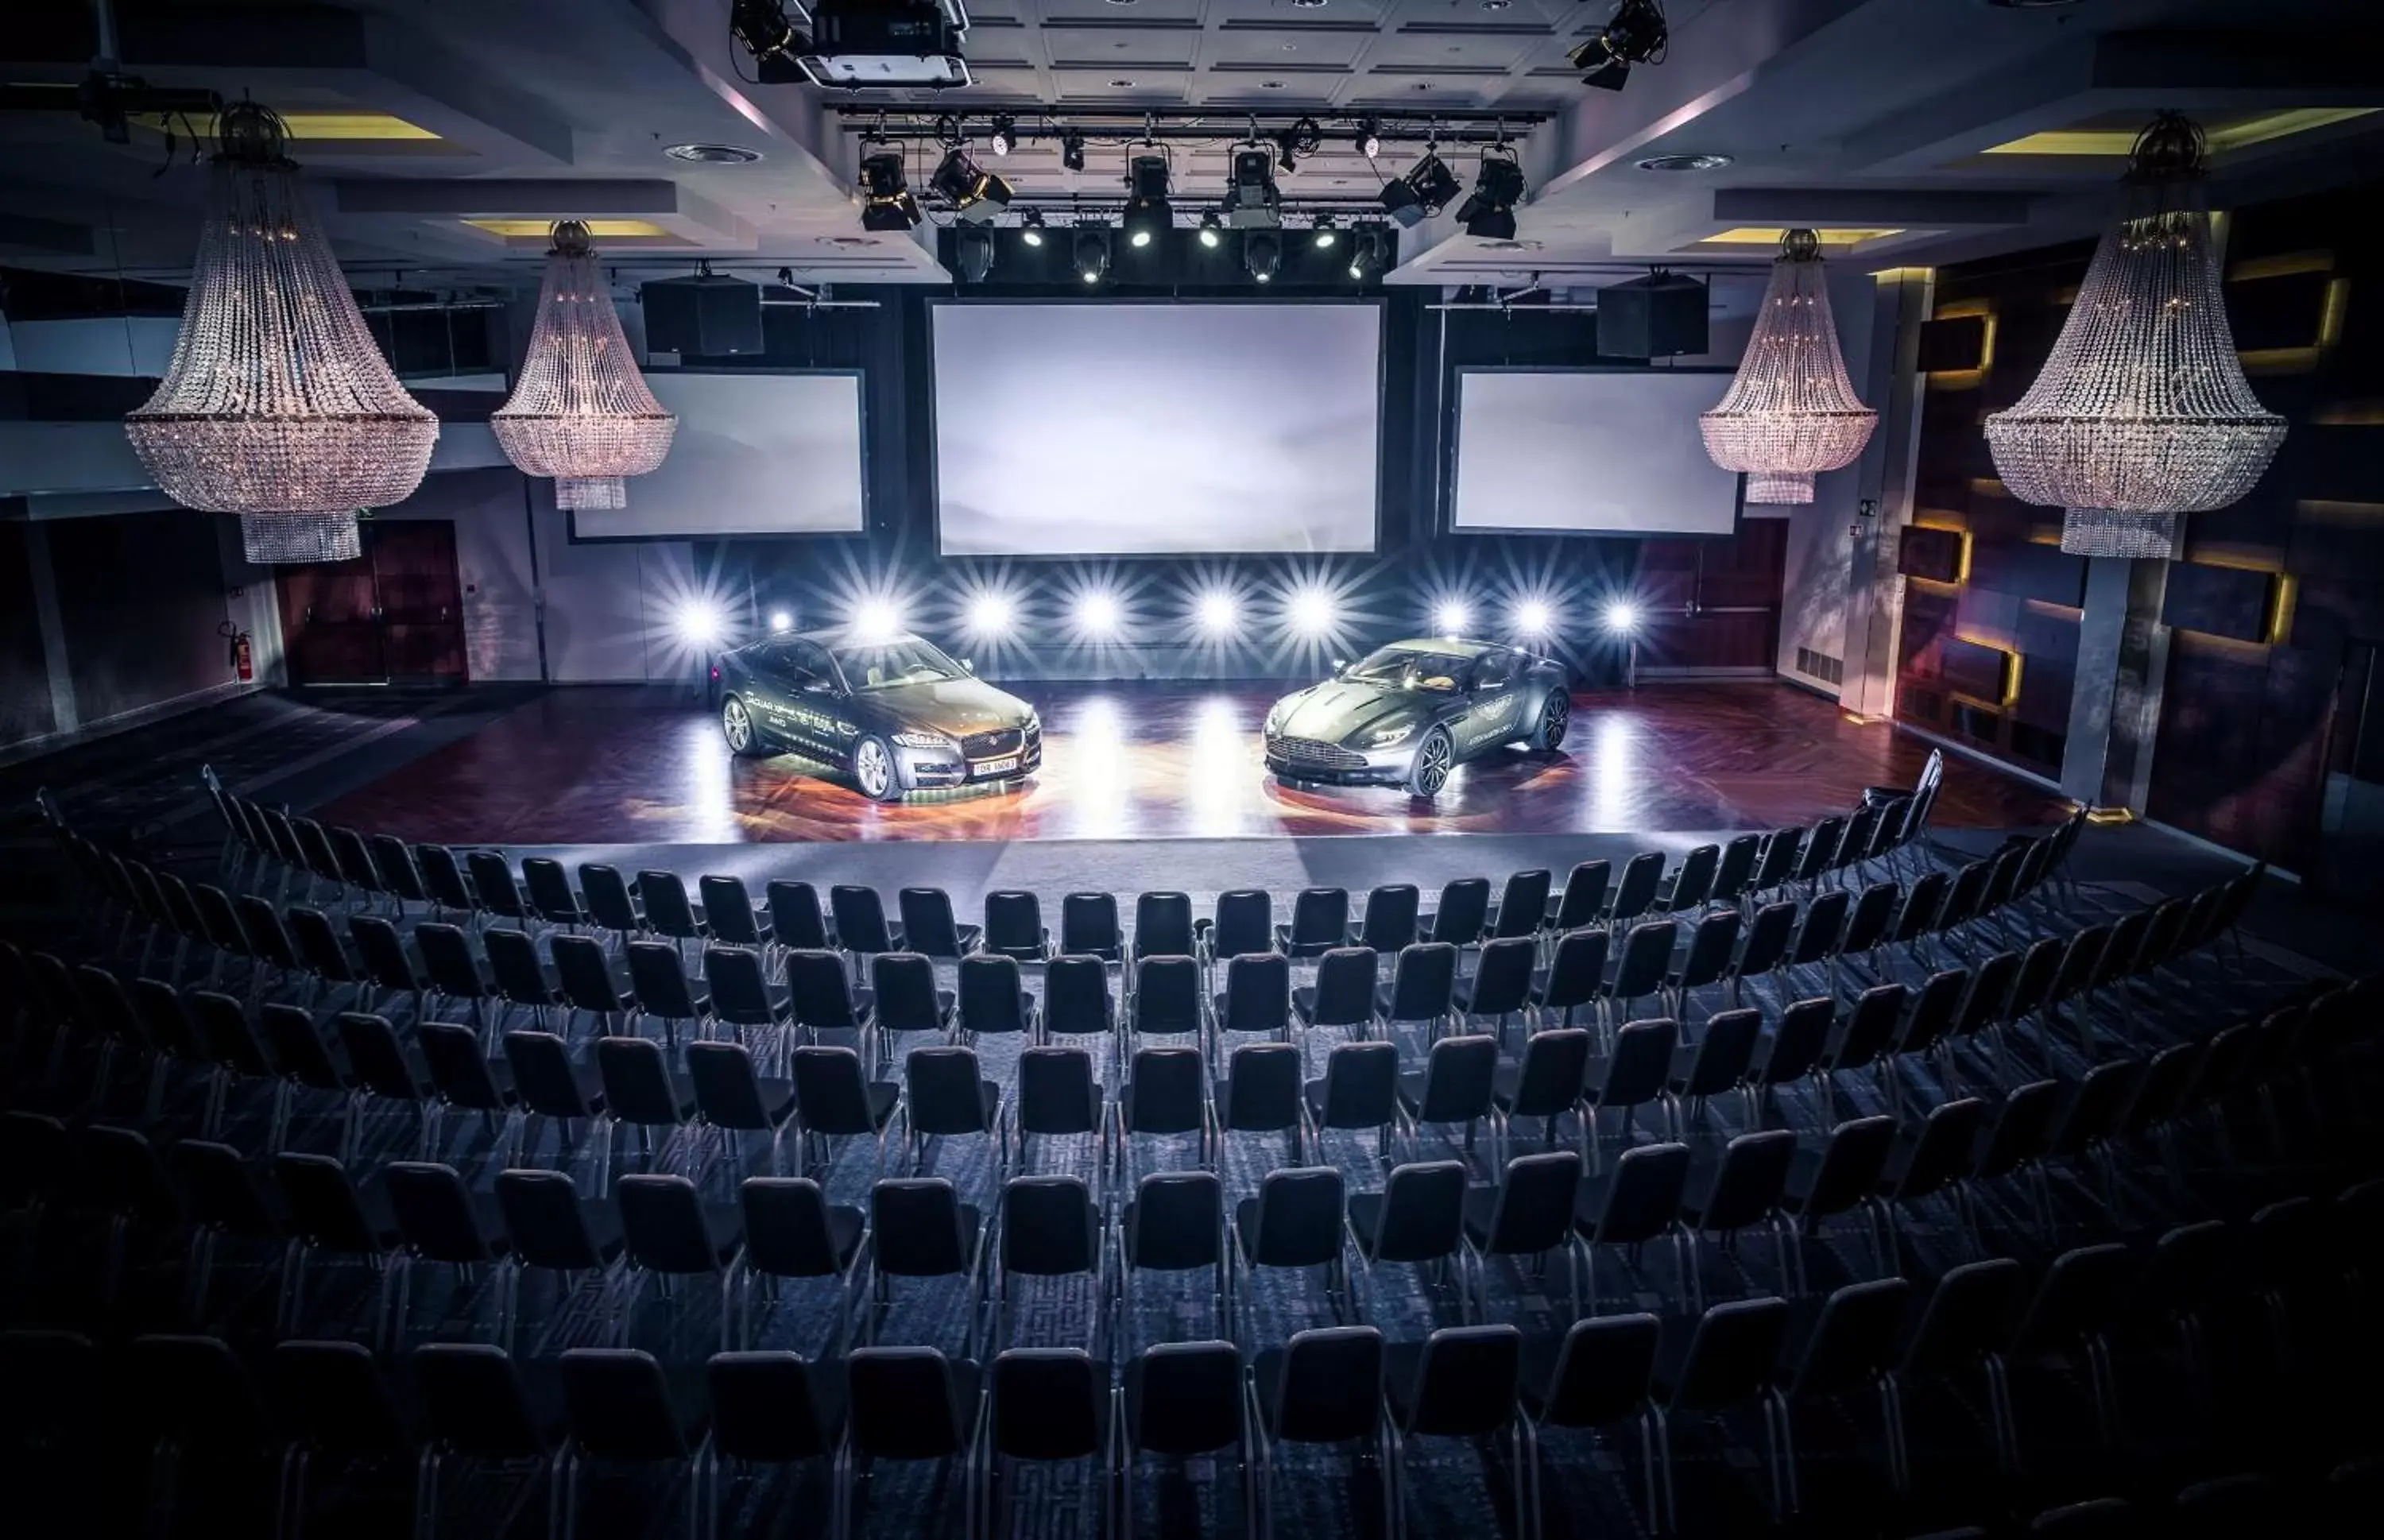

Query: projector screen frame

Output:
[1445, 364, 1748, 539]
[924, 295, 1390, 559]
[560, 365, 873, 545]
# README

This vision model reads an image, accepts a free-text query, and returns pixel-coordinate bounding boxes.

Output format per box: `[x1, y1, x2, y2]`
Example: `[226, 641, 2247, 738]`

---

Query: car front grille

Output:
[963, 728, 1024, 759]
[1268, 736, 1368, 770]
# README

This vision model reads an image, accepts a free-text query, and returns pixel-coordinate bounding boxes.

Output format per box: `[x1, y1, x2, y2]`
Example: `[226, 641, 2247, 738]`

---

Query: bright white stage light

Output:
[768, 609, 793, 633]
[965, 590, 1017, 638]
[1288, 586, 1337, 637]
[1194, 589, 1240, 637]
[1603, 601, 1640, 635]
[1434, 599, 1473, 637]
[674, 600, 724, 648]
[1514, 598, 1555, 637]
[850, 598, 905, 644]
[1075, 590, 1123, 639]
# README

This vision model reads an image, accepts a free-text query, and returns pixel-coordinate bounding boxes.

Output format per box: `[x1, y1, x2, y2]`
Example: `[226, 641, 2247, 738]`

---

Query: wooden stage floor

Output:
[311, 680, 2070, 846]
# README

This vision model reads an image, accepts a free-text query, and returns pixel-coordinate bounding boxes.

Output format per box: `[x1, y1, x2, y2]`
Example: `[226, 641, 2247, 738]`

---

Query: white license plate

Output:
[973, 756, 1020, 775]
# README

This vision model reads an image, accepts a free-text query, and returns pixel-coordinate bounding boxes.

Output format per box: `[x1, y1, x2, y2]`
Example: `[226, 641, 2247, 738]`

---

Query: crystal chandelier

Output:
[1984, 114, 2285, 559]
[126, 103, 438, 517]
[492, 220, 677, 509]
[1701, 228, 1879, 504]
[240, 511, 362, 564]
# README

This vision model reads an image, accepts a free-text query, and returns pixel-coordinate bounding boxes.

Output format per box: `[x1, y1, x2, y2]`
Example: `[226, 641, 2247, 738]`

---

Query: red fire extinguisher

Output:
[223, 621, 253, 682]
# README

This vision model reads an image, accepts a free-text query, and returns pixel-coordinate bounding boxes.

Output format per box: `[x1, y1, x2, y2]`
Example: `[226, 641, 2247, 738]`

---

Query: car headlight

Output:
[1023, 710, 1040, 737]
[892, 730, 955, 752]
[1364, 722, 1417, 748]
[1264, 702, 1288, 735]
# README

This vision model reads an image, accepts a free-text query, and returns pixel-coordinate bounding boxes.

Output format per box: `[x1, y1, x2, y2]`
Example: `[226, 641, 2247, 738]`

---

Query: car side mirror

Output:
[961, 657, 976, 675]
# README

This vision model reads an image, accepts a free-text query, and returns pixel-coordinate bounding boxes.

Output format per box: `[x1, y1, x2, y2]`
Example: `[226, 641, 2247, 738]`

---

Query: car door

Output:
[777, 641, 845, 759]
[1461, 650, 1524, 752]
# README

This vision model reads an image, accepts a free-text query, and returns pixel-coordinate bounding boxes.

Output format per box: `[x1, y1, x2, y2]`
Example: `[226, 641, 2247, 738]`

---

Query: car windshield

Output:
[1345, 645, 1469, 694]
[832, 637, 967, 691]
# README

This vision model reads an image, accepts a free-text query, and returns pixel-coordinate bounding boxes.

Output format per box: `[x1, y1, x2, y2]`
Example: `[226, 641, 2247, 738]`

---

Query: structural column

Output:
[2061, 555, 2171, 811]
[1839, 267, 1933, 719]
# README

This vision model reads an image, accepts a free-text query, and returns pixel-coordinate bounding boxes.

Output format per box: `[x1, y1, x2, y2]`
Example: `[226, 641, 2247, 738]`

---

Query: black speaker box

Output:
[641, 274, 764, 357]
[1596, 272, 1709, 358]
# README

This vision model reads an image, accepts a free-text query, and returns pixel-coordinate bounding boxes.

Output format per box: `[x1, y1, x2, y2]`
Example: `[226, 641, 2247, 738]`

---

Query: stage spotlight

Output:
[1312, 214, 1337, 249]
[966, 590, 1016, 639]
[1121, 153, 1172, 249]
[1197, 210, 1223, 247]
[1434, 599, 1473, 637]
[1571, 0, 1669, 91]
[955, 226, 995, 282]
[675, 599, 725, 648]
[931, 144, 1013, 224]
[1194, 589, 1240, 637]
[851, 598, 905, 644]
[1457, 150, 1526, 241]
[1288, 586, 1337, 637]
[1074, 222, 1111, 284]
[1223, 145, 1282, 229]
[1514, 598, 1555, 637]
[858, 145, 921, 231]
[1020, 207, 1047, 246]
[1355, 118, 1383, 160]
[1603, 601, 1640, 635]
[1060, 128, 1086, 172]
[1075, 590, 1123, 640]
[1244, 229, 1281, 284]
[1347, 222, 1388, 281]
[989, 113, 1016, 157]
[768, 609, 794, 633]
[1378, 148, 1461, 229]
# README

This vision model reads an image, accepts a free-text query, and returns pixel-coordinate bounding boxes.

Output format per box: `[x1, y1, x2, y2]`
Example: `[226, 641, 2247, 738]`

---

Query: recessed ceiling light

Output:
[1260, 80, 1285, 89]
[1291, 0, 1328, 7]
[1636, 153, 1733, 172]
[1411, 82, 1433, 91]
[1111, 78, 1136, 87]
[1481, 0, 1511, 9]
[826, 235, 877, 246]
[665, 143, 763, 164]
[1105, 0, 1138, 6]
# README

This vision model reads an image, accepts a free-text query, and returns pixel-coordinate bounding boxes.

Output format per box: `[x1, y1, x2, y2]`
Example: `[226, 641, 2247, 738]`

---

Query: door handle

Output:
[303, 606, 314, 623]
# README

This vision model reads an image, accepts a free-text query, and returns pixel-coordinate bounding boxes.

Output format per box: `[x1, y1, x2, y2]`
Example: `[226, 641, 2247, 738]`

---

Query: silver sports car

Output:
[1262, 638, 1572, 798]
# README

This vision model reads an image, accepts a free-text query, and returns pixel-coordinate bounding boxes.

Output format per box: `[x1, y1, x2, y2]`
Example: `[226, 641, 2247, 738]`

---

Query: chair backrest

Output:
[1248, 1165, 1345, 1267]
[1267, 1325, 1384, 1445]
[1411, 1034, 1498, 1124]
[2011, 1243, 2134, 1356]
[579, 864, 642, 935]
[1127, 1340, 1243, 1457]
[1973, 1078, 2062, 1179]
[1352, 884, 1418, 953]
[990, 1347, 1109, 1462]
[1785, 1277, 1910, 1402]
[1608, 851, 1666, 925]
[1710, 836, 1762, 905]
[1829, 982, 1907, 1073]
[638, 871, 704, 942]
[368, 835, 428, 904]
[416, 1343, 551, 1458]
[521, 858, 583, 926]
[1538, 1312, 1660, 1428]
[1283, 886, 1352, 952]
[950, 953, 1024, 1036]
[1607, 920, 1676, 1002]
[1787, 889, 1850, 965]
[784, 949, 864, 1030]
[621, 941, 697, 1023]
[1306, 946, 1380, 1027]
[707, 1351, 837, 1462]
[981, 889, 1045, 961]
[1794, 819, 1845, 884]
[791, 1046, 881, 1136]
[1748, 829, 1802, 897]
[236, 895, 299, 968]
[1664, 846, 1720, 914]
[1735, 901, 1798, 977]
[1468, 936, 1538, 1016]
[1593, 1018, 1678, 1108]
[1900, 1256, 2022, 1375]
[387, 1160, 497, 1264]
[335, 1012, 423, 1101]
[1221, 1043, 1302, 1133]
[829, 888, 893, 954]
[126, 1333, 268, 1449]
[1398, 1325, 1523, 1438]
[496, 1169, 608, 1271]
[906, 1046, 993, 1137]
[411, 1020, 505, 1112]
[2048, 1059, 2140, 1158]
[1059, 892, 1121, 959]
[1665, 1296, 1790, 1413]
[261, 1002, 345, 1089]
[898, 887, 969, 958]
[1887, 1097, 1987, 1202]
[465, 853, 528, 921]
[1890, 871, 1951, 945]
[1691, 1128, 1796, 1234]
[1841, 881, 1900, 954]
[1313, 1041, 1399, 1130]
[550, 934, 624, 1014]
[1491, 869, 1552, 938]
[1132, 954, 1202, 1035]
[1551, 861, 1611, 931]
[1898, 968, 1968, 1056]
[702, 944, 773, 1025]
[597, 1037, 685, 1128]
[503, 1030, 598, 1120]
[1042, 954, 1112, 1037]
[1122, 1047, 1206, 1136]
[1790, 1115, 1895, 1221]
[1219, 951, 1291, 1035]
[741, 1176, 854, 1279]
[617, 1174, 725, 1275]
[1675, 1007, 1759, 1101]
[1481, 1150, 1583, 1256]
[273, 1151, 386, 1253]
[560, 1348, 691, 1461]
[765, 880, 832, 951]
[700, 876, 764, 949]
[1952, 950, 2022, 1040]
[84, 1124, 178, 1219]
[848, 1346, 973, 1460]
[1582, 1140, 1690, 1245]
[870, 1178, 973, 1277]
[171, 1139, 277, 1236]
[1364, 1159, 1467, 1263]
[414, 922, 485, 1000]
[1674, 910, 1741, 993]
[1126, 1170, 1222, 1271]
[485, 927, 552, 1004]
[286, 906, 355, 981]
[1755, 997, 1833, 1088]
[270, 1339, 406, 1456]
[867, 951, 944, 1036]
[1134, 891, 1197, 960]
[1536, 927, 1608, 1012]
[687, 1041, 774, 1131]
[1017, 1047, 1101, 1138]
[1503, 1027, 1591, 1120]
[1000, 1175, 1098, 1277]
[1207, 889, 1276, 961]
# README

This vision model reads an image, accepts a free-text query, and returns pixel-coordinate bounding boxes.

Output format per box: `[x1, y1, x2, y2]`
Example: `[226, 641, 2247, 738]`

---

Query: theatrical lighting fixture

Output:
[1434, 600, 1473, 637]
[1060, 129, 1087, 172]
[126, 103, 436, 536]
[1020, 207, 1047, 246]
[1700, 228, 1877, 505]
[1223, 145, 1283, 229]
[1513, 598, 1554, 637]
[1074, 222, 1111, 284]
[851, 598, 904, 644]
[730, 0, 801, 64]
[1197, 210, 1223, 247]
[1244, 230, 1282, 284]
[858, 145, 921, 230]
[1194, 590, 1240, 637]
[1074, 590, 1123, 639]
[789, 0, 973, 89]
[1121, 153, 1172, 248]
[1272, 115, 1324, 175]
[1288, 586, 1337, 637]
[674, 600, 725, 648]
[1983, 113, 2285, 558]
[964, 590, 1016, 638]
[1457, 149, 1526, 240]
[955, 226, 995, 282]
[989, 113, 1016, 157]
[1570, 0, 1669, 92]
[1355, 118, 1384, 160]
[1602, 601, 1640, 635]
[492, 220, 679, 513]
[769, 609, 795, 633]
[1312, 214, 1337, 249]
[1346, 222, 1389, 281]
[1377, 149, 1462, 229]
[930, 144, 1012, 223]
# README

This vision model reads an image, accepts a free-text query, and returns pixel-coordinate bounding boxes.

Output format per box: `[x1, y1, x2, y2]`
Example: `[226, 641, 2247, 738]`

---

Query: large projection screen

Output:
[1450, 369, 1743, 536]
[570, 371, 866, 539]
[931, 302, 1382, 555]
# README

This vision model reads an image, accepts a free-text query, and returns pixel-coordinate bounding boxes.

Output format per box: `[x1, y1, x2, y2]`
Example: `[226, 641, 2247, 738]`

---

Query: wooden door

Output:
[370, 520, 468, 683]
[277, 546, 385, 684]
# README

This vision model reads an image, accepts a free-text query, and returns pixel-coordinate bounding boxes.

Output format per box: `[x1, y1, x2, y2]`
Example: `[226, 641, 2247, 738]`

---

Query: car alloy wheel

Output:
[1539, 691, 1569, 751]
[1410, 728, 1453, 798]
[722, 697, 757, 755]
[853, 736, 897, 800]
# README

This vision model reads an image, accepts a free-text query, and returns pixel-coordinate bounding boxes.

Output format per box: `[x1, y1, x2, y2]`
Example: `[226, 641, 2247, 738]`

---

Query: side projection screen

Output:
[1450, 369, 1743, 536]
[571, 371, 867, 539]
[931, 302, 1383, 556]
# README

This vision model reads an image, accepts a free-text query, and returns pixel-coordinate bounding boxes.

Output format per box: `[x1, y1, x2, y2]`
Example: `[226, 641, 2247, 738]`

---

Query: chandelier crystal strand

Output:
[126, 103, 438, 514]
[1701, 229, 1879, 505]
[240, 511, 362, 564]
[492, 221, 677, 509]
[1983, 114, 2285, 559]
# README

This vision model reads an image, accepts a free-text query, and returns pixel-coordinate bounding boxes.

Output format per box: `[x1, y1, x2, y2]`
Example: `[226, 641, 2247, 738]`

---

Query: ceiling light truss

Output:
[827, 107, 1546, 149]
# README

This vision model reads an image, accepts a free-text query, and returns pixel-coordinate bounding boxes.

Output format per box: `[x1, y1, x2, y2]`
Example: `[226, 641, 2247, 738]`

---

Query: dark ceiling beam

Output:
[0, 211, 95, 257]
